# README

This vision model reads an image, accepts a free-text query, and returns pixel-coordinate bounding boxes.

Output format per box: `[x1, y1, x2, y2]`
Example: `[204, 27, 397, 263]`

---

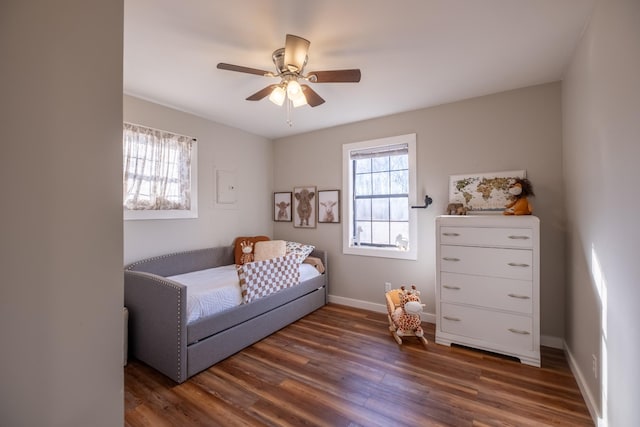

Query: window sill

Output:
[124, 208, 198, 221]
[343, 245, 417, 260]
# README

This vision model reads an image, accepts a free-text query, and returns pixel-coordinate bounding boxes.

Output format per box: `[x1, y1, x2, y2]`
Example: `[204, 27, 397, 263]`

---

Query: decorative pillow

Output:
[236, 254, 300, 304]
[233, 236, 270, 265]
[303, 256, 325, 274]
[254, 240, 287, 262]
[285, 241, 315, 264]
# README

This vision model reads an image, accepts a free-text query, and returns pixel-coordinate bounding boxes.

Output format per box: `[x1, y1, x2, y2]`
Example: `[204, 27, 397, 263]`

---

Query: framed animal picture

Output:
[318, 190, 340, 223]
[293, 186, 316, 228]
[273, 192, 292, 222]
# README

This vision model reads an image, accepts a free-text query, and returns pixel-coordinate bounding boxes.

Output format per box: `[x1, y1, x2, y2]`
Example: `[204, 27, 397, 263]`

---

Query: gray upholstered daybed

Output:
[124, 245, 328, 383]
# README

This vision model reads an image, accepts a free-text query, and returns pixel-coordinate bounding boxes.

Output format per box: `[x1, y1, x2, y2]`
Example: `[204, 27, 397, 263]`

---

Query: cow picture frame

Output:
[318, 190, 340, 223]
[293, 186, 317, 228]
[273, 192, 292, 222]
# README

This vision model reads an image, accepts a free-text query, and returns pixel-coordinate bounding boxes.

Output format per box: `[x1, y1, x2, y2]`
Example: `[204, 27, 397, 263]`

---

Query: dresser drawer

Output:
[440, 272, 532, 314]
[440, 245, 533, 280]
[440, 303, 533, 351]
[440, 226, 533, 248]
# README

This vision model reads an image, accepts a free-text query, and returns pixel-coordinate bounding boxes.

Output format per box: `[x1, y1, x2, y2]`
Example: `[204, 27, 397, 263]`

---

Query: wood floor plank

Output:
[125, 304, 593, 426]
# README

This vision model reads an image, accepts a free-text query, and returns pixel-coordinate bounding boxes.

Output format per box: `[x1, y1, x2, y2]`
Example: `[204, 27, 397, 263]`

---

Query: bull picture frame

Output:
[318, 190, 340, 223]
[273, 192, 292, 222]
[293, 186, 316, 228]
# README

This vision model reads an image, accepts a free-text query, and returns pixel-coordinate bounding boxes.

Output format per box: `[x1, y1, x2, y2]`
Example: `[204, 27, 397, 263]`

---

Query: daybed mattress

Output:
[168, 263, 320, 324]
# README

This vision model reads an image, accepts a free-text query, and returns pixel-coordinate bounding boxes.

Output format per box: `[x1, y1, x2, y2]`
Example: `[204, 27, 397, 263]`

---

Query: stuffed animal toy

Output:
[504, 178, 535, 215]
[446, 202, 468, 215]
[239, 240, 255, 264]
[386, 285, 428, 347]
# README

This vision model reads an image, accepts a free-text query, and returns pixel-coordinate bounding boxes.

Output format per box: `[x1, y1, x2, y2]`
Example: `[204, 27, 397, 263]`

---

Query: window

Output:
[342, 134, 417, 260]
[123, 123, 198, 220]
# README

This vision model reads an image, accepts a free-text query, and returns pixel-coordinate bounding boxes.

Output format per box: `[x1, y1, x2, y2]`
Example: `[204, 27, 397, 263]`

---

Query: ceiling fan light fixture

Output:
[286, 80, 302, 98]
[268, 85, 286, 106]
[290, 91, 308, 108]
[285, 80, 307, 107]
[284, 34, 310, 73]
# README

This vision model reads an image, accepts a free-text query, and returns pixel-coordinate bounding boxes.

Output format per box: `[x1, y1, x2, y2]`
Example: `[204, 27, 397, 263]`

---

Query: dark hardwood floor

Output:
[125, 304, 593, 426]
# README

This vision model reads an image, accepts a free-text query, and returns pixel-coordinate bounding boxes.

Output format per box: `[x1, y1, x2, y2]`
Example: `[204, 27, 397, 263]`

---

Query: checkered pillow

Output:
[236, 254, 300, 304]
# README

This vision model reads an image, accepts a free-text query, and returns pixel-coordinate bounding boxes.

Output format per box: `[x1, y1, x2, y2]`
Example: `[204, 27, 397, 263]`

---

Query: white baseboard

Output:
[328, 294, 437, 324]
[564, 343, 600, 426]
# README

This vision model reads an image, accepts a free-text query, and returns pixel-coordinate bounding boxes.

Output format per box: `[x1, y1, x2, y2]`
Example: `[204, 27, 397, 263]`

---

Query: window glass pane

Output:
[390, 197, 408, 221]
[372, 222, 390, 245]
[354, 173, 371, 196]
[355, 199, 371, 221]
[140, 181, 151, 199]
[371, 156, 389, 172]
[355, 158, 371, 173]
[389, 154, 408, 171]
[167, 183, 180, 201]
[344, 134, 415, 257]
[371, 171, 390, 195]
[123, 123, 194, 213]
[371, 198, 389, 220]
[390, 170, 408, 194]
[390, 222, 409, 245]
[356, 221, 371, 244]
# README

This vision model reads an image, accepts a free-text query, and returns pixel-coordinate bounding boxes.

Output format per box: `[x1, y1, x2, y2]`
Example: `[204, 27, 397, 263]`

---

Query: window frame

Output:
[123, 123, 198, 221]
[342, 133, 418, 260]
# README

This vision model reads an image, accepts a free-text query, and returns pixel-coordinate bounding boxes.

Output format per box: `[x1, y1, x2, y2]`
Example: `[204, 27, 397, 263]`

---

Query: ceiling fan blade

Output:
[284, 34, 310, 73]
[307, 69, 361, 83]
[246, 84, 279, 101]
[217, 63, 272, 77]
[301, 85, 325, 107]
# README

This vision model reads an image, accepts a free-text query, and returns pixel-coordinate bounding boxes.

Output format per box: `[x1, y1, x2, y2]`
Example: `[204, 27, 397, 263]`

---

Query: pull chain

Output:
[286, 98, 293, 127]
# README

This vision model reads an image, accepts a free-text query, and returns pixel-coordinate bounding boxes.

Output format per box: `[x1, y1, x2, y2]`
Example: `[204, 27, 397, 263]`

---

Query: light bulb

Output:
[290, 91, 307, 107]
[286, 80, 302, 98]
[286, 80, 307, 107]
[269, 86, 286, 106]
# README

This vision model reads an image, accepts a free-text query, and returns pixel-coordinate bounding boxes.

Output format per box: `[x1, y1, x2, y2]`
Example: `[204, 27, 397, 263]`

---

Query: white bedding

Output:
[168, 263, 320, 324]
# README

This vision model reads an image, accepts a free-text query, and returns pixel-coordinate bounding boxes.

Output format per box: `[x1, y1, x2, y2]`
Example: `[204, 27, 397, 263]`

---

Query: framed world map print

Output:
[449, 170, 526, 212]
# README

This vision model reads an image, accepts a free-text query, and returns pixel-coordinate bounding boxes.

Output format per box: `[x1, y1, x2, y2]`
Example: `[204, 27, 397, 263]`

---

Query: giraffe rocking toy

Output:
[386, 285, 428, 348]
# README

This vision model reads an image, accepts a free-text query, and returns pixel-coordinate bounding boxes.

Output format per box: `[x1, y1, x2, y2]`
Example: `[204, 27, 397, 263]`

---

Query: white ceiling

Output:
[124, 0, 595, 140]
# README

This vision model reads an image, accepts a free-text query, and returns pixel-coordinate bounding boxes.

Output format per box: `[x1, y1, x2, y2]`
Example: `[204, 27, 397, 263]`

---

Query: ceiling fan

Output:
[217, 34, 361, 109]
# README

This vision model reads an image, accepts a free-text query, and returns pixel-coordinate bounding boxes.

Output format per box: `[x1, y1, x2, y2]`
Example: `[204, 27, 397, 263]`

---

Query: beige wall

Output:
[123, 96, 274, 264]
[1, 1, 124, 426]
[562, 0, 640, 424]
[274, 82, 566, 341]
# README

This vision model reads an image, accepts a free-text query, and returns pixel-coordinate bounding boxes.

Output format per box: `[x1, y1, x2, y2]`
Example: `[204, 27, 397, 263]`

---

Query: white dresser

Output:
[435, 215, 540, 366]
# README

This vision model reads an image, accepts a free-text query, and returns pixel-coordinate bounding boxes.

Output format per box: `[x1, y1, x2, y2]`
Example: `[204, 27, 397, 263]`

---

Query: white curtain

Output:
[123, 123, 193, 210]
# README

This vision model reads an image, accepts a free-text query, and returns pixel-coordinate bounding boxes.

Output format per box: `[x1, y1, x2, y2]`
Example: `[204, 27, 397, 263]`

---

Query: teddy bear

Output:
[504, 178, 535, 215]
[239, 240, 255, 264]
[387, 285, 428, 347]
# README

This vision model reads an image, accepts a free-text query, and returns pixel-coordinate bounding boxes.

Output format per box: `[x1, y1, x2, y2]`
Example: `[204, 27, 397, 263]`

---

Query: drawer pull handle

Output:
[508, 235, 530, 240]
[443, 316, 461, 322]
[443, 257, 460, 262]
[443, 285, 461, 290]
[508, 262, 529, 268]
[508, 328, 531, 335]
[443, 232, 460, 237]
[508, 293, 530, 300]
